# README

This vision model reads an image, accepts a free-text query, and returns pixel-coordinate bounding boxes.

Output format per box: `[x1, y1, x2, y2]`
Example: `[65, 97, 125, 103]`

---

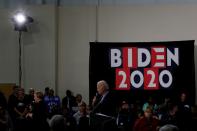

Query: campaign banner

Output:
[89, 41, 195, 104]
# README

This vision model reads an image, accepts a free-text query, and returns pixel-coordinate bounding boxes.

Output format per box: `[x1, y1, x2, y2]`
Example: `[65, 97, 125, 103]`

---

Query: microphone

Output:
[95, 92, 102, 100]
[92, 92, 100, 106]
[95, 92, 98, 97]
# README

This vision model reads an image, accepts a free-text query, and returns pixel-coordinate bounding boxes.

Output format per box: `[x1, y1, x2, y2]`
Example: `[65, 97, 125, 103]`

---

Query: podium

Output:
[90, 113, 118, 131]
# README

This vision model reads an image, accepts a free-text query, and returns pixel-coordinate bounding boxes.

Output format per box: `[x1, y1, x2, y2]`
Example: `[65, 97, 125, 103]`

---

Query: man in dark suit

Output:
[92, 80, 115, 116]
[91, 80, 117, 131]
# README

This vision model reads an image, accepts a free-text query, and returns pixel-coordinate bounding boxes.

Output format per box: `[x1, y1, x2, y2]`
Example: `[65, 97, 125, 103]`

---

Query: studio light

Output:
[12, 12, 33, 32]
[14, 13, 27, 25]
[11, 11, 34, 87]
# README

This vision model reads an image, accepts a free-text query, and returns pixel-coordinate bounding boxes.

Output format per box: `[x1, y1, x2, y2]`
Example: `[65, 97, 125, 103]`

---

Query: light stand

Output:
[18, 31, 22, 87]
[12, 12, 33, 87]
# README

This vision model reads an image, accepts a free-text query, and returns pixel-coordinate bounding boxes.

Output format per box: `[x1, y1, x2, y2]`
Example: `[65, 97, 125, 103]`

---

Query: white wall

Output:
[98, 5, 197, 42]
[58, 4, 197, 104]
[0, 5, 56, 93]
[0, 8, 18, 84]
[58, 7, 96, 103]
[22, 6, 56, 93]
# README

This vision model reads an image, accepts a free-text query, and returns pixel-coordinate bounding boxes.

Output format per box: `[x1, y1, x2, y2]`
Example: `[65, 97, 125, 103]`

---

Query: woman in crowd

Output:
[133, 106, 159, 131]
[0, 105, 13, 131]
[26, 91, 49, 131]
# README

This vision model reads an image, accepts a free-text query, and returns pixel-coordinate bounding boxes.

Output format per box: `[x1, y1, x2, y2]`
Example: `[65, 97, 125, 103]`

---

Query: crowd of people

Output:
[0, 80, 196, 131]
[0, 86, 90, 131]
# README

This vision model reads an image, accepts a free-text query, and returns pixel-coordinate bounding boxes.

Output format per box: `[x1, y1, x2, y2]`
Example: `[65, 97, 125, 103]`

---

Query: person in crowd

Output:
[8, 86, 19, 120]
[48, 114, 66, 131]
[73, 102, 89, 131]
[0, 105, 13, 131]
[76, 94, 83, 106]
[131, 99, 143, 124]
[72, 94, 85, 113]
[177, 92, 192, 131]
[62, 90, 77, 114]
[160, 103, 179, 127]
[25, 88, 35, 105]
[26, 91, 49, 131]
[159, 124, 179, 131]
[49, 107, 77, 131]
[77, 114, 90, 131]
[116, 100, 134, 131]
[8, 86, 19, 104]
[86, 105, 91, 116]
[133, 106, 159, 131]
[44, 87, 50, 97]
[48, 108, 77, 131]
[43, 87, 50, 104]
[73, 102, 88, 125]
[44, 88, 61, 118]
[13, 88, 28, 131]
[142, 96, 158, 116]
[159, 96, 171, 117]
[0, 91, 7, 109]
[43, 87, 50, 113]
[43, 87, 50, 112]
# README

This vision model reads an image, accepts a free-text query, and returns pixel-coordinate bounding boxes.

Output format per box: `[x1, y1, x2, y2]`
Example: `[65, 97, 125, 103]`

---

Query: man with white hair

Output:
[92, 80, 115, 117]
[90, 80, 117, 131]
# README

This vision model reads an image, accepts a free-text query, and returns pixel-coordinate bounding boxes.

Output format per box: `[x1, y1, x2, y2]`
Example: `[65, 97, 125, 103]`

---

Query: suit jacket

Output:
[62, 96, 77, 110]
[92, 91, 116, 117]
